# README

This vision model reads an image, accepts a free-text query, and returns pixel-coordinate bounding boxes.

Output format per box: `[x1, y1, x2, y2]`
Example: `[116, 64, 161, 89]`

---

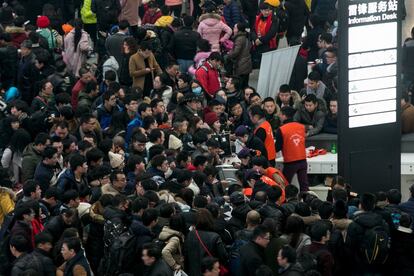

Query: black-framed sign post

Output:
[338, 0, 402, 193]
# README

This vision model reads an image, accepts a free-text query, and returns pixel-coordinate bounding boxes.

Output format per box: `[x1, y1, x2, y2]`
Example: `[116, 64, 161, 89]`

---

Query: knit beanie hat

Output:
[234, 125, 248, 137]
[36, 16, 50, 28]
[168, 135, 183, 150]
[108, 151, 125, 169]
[204, 112, 219, 126]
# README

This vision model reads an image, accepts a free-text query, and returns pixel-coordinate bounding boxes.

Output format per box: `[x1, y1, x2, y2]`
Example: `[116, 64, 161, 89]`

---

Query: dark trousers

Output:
[169, 5, 182, 17]
[84, 23, 97, 49]
[283, 159, 309, 191]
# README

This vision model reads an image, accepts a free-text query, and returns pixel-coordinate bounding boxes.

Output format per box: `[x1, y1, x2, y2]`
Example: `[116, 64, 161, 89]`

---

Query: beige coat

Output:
[129, 51, 162, 90]
[159, 226, 185, 270]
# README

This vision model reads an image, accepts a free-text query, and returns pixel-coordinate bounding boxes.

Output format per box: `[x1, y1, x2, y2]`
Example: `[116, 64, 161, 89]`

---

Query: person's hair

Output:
[252, 224, 269, 240]
[201, 256, 219, 273]
[386, 189, 402, 204]
[197, 39, 211, 52]
[280, 245, 297, 263]
[309, 220, 330, 242]
[376, 191, 386, 202]
[9, 129, 32, 154]
[83, 80, 97, 95]
[332, 188, 347, 202]
[308, 71, 321, 82]
[35, 50, 50, 65]
[249, 105, 265, 118]
[73, 19, 83, 52]
[194, 195, 208, 208]
[177, 169, 193, 184]
[14, 204, 33, 220]
[10, 99, 29, 113]
[304, 94, 318, 104]
[104, 70, 117, 82]
[138, 102, 151, 115]
[325, 47, 337, 57]
[262, 97, 275, 105]
[10, 235, 30, 253]
[44, 187, 59, 200]
[148, 129, 163, 143]
[69, 154, 86, 171]
[124, 36, 138, 53]
[176, 150, 190, 165]
[318, 201, 333, 219]
[119, 20, 130, 30]
[169, 214, 186, 234]
[127, 154, 144, 172]
[320, 32, 333, 44]
[196, 208, 215, 231]
[34, 231, 53, 246]
[267, 186, 282, 202]
[285, 185, 299, 200]
[23, 180, 38, 197]
[285, 216, 305, 248]
[34, 132, 49, 146]
[203, 165, 218, 178]
[143, 190, 160, 205]
[140, 178, 158, 191]
[208, 52, 223, 63]
[295, 202, 311, 217]
[193, 155, 208, 167]
[150, 154, 166, 169]
[86, 148, 104, 165]
[400, 212, 412, 228]
[360, 193, 377, 211]
[183, 15, 194, 27]
[80, 113, 95, 125]
[63, 237, 82, 253]
[125, 93, 139, 105]
[280, 106, 296, 119]
[142, 208, 159, 226]
[159, 203, 175, 218]
[62, 189, 79, 204]
[111, 194, 128, 208]
[142, 116, 157, 130]
[252, 155, 269, 168]
[229, 76, 241, 91]
[192, 129, 209, 145]
[110, 169, 125, 183]
[131, 197, 149, 213]
[178, 188, 194, 206]
[332, 199, 348, 219]
[142, 243, 162, 259]
[279, 84, 291, 93]
[150, 98, 164, 109]
[148, 145, 165, 161]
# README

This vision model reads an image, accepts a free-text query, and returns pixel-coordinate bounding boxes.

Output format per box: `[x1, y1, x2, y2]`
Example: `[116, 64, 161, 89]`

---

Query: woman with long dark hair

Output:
[1, 129, 32, 184]
[119, 37, 138, 86]
[63, 19, 92, 77]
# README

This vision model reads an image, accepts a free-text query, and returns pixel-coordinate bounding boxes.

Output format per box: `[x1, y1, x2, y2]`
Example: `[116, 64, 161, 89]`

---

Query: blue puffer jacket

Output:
[96, 104, 123, 130]
[223, 1, 243, 28]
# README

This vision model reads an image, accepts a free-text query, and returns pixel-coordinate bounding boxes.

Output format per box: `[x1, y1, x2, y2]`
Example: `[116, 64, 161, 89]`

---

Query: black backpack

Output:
[102, 230, 138, 275]
[359, 224, 390, 265]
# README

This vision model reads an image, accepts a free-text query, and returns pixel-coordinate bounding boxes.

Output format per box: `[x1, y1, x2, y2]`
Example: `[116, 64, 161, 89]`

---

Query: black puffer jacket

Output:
[227, 203, 252, 237]
[259, 202, 286, 233]
[173, 27, 201, 60]
[103, 206, 129, 255]
[184, 229, 228, 276]
[85, 202, 105, 274]
[31, 248, 55, 276]
[11, 253, 44, 276]
[285, 0, 308, 41]
[240, 241, 266, 276]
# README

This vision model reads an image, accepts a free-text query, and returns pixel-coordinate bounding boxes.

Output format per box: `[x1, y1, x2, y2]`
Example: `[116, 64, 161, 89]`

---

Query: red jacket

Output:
[195, 61, 221, 97]
[142, 10, 162, 25]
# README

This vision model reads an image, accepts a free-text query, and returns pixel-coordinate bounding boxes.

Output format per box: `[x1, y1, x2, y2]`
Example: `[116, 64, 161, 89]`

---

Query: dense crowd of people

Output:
[0, 0, 413, 275]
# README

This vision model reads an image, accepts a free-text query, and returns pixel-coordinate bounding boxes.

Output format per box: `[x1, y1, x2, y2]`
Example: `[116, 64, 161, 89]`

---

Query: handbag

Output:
[194, 230, 229, 276]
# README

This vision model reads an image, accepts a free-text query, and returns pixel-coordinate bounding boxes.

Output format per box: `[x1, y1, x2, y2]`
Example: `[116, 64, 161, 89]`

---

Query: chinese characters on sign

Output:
[347, 0, 399, 128]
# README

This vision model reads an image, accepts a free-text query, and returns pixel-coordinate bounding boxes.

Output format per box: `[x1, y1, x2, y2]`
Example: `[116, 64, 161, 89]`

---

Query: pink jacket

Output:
[63, 29, 91, 77]
[188, 51, 211, 75]
[197, 13, 232, 52]
[165, 0, 182, 6]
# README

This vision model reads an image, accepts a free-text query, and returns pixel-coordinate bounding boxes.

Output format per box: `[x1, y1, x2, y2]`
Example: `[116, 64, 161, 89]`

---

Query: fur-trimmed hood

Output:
[5, 26, 25, 34]
[199, 13, 222, 23]
[0, 187, 16, 201]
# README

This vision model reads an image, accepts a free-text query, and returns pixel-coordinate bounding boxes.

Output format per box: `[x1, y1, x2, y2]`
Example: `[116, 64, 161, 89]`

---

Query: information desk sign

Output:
[347, 0, 399, 128]
[338, 0, 402, 193]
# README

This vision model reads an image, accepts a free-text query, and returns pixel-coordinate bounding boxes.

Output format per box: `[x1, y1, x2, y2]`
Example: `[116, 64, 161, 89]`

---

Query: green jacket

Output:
[77, 90, 95, 108]
[81, 0, 97, 24]
[22, 143, 43, 181]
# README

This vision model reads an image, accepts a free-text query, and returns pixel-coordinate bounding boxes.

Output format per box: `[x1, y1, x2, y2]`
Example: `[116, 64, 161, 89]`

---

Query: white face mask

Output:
[165, 167, 173, 179]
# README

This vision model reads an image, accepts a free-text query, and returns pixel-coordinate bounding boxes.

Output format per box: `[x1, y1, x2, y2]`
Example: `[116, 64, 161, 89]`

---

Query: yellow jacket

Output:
[81, 0, 97, 24]
[0, 187, 15, 226]
[305, 0, 312, 11]
[154, 16, 174, 27]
